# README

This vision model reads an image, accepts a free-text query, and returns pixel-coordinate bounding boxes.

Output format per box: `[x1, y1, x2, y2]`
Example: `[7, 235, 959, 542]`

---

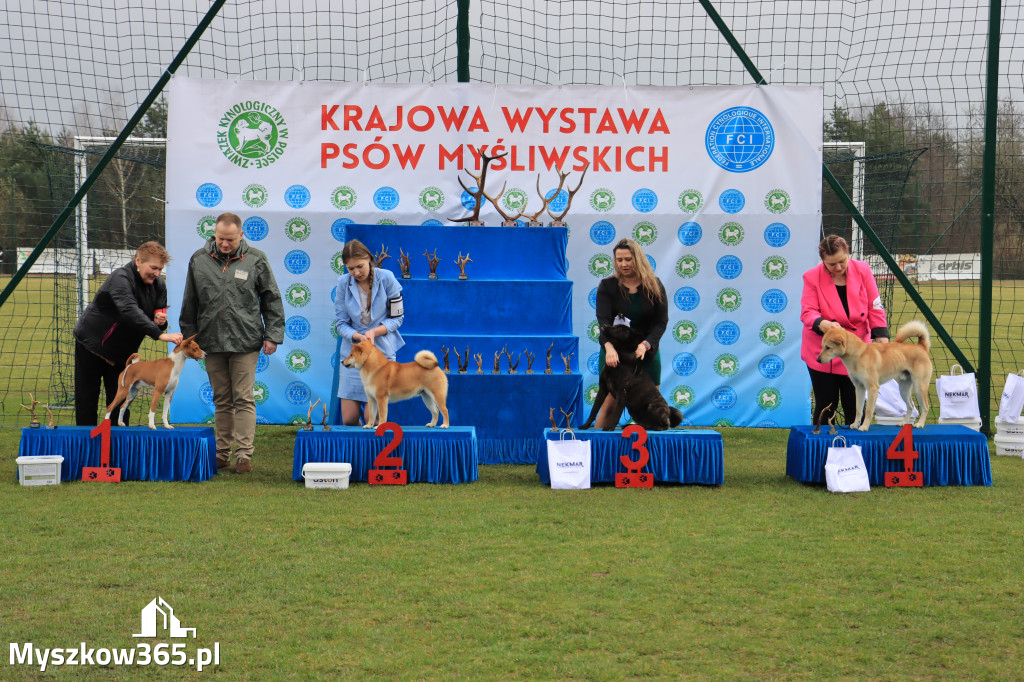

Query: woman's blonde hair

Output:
[612, 238, 662, 304]
[342, 239, 375, 309]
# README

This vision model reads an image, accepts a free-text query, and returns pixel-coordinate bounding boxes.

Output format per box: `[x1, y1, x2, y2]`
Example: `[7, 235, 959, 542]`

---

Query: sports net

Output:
[0, 0, 1020, 425]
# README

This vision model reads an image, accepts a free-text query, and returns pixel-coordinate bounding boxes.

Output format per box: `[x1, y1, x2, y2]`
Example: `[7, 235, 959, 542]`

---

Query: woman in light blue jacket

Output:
[334, 239, 405, 425]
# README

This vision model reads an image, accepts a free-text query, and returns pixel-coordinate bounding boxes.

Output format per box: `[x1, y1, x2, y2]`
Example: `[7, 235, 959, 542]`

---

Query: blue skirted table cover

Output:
[786, 425, 992, 486]
[537, 428, 725, 485]
[385, 374, 582, 465]
[18, 426, 218, 482]
[292, 425, 478, 484]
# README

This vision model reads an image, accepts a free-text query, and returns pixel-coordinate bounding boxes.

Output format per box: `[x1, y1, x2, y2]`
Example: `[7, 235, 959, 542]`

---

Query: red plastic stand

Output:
[885, 424, 923, 487]
[615, 424, 654, 488]
[83, 419, 121, 482]
[368, 422, 407, 486]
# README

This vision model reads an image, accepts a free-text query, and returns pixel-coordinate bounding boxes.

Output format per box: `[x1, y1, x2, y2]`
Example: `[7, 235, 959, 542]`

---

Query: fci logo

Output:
[217, 101, 288, 169]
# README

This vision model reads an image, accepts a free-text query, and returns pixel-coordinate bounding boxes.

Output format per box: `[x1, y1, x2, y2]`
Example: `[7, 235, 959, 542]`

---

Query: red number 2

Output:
[373, 422, 404, 468]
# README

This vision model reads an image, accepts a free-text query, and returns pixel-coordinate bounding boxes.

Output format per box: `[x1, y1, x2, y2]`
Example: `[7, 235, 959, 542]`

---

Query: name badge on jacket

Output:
[234, 269, 249, 281]
[388, 295, 404, 318]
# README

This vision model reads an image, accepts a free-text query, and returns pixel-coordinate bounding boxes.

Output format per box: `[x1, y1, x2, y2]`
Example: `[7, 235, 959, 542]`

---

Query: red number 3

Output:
[621, 424, 650, 471]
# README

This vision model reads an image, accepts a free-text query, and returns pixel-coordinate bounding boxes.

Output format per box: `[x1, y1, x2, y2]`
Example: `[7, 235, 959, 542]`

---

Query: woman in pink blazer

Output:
[801, 235, 889, 425]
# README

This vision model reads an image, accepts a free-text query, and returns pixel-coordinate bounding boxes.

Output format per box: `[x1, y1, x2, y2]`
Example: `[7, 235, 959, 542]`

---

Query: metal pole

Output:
[0, 0, 229, 311]
[457, 0, 471, 83]
[74, 137, 89, 316]
[978, 0, 1001, 434]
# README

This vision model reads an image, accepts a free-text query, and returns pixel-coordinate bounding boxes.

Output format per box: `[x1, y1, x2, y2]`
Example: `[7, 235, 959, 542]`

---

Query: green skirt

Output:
[598, 347, 662, 385]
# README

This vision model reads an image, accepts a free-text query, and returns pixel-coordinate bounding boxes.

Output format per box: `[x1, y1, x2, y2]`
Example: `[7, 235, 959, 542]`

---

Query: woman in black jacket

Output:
[594, 238, 669, 429]
[73, 242, 183, 425]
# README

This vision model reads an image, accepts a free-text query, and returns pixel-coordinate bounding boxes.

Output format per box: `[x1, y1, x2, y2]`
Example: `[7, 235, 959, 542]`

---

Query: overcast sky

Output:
[0, 0, 1021, 137]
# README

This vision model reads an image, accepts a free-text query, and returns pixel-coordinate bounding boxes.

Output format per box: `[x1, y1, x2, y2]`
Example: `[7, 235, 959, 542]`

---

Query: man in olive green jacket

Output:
[180, 212, 285, 473]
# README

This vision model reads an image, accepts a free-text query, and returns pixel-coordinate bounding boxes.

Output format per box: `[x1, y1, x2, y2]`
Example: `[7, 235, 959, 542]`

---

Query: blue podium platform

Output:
[786, 425, 993, 486]
[537, 428, 725, 485]
[18, 426, 218, 483]
[292, 425, 478, 484]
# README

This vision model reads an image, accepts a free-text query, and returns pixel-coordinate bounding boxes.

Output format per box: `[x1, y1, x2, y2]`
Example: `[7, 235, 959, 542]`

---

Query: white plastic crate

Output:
[16, 456, 64, 486]
[993, 435, 1024, 457]
[938, 417, 983, 431]
[994, 417, 1024, 438]
[301, 462, 352, 489]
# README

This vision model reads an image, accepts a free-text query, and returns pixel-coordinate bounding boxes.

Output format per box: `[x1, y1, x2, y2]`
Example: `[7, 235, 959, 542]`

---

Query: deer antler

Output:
[451, 146, 507, 224]
[549, 407, 559, 432]
[483, 180, 524, 223]
[374, 244, 391, 267]
[559, 407, 574, 430]
[521, 172, 566, 224]
[547, 161, 590, 222]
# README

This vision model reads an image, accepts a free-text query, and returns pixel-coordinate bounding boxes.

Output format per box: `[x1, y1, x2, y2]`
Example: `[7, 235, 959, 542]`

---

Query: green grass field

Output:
[2, 426, 1022, 679]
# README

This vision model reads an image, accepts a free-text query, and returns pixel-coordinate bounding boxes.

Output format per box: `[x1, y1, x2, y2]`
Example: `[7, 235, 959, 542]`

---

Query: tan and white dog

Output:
[817, 320, 932, 431]
[341, 340, 449, 429]
[104, 335, 206, 429]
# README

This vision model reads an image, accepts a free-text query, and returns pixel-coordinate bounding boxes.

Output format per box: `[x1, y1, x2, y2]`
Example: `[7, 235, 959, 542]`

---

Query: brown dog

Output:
[341, 341, 449, 428]
[817, 320, 932, 431]
[104, 334, 206, 429]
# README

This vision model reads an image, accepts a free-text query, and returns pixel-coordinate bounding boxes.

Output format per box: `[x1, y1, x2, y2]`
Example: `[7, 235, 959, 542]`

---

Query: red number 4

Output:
[885, 424, 922, 487]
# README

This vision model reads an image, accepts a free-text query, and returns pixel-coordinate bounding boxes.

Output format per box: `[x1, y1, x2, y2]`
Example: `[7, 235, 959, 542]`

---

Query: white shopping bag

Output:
[875, 380, 920, 419]
[936, 364, 981, 420]
[547, 430, 591, 490]
[824, 436, 871, 493]
[998, 371, 1024, 424]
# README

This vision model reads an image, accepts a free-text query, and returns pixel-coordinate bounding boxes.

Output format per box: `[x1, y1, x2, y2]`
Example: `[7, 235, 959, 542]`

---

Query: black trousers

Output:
[75, 342, 129, 426]
[808, 366, 857, 427]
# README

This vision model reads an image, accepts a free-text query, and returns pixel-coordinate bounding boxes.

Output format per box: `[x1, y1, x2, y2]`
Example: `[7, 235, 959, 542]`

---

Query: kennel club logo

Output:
[217, 101, 289, 169]
[714, 353, 739, 377]
[760, 321, 786, 346]
[676, 254, 700, 278]
[286, 283, 311, 308]
[285, 217, 312, 242]
[678, 189, 703, 213]
[286, 350, 311, 373]
[671, 385, 695, 408]
[242, 183, 268, 208]
[764, 189, 791, 214]
[705, 106, 774, 172]
[673, 320, 698, 344]
[633, 221, 658, 246]
[418, 186, 445, 211]
[762, 255, 788, 280]
[588, 254, 613, 277]
[590, 188, 615, 212]
[196, 215, 216, 239]
[331, 186, 357, 210]
[757, 387, 782, 410]
[716, 287, 742, 312]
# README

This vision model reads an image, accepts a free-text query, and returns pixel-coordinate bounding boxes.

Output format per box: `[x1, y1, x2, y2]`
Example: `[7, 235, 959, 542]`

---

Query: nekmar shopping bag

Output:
[875, 380, 920, 419]
[824, 436, 871, 493]
[547, 430, 591, 490]
[936, 364, 981, 420]
[998, 371, 1024, 424]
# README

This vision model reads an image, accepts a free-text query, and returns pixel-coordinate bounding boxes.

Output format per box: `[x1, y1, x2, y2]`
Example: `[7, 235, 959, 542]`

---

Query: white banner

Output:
[165, 79, 821, 426]
[917, 253, 980, 281]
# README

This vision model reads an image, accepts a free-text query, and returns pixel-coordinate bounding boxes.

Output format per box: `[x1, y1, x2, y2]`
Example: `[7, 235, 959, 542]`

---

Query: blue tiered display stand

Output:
[335, 224, 584, 464]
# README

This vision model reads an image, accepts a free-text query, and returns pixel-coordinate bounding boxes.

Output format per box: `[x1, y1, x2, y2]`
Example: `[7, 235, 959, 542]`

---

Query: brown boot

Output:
[232, 457, 252, 474]
[217, 456, 231, 470]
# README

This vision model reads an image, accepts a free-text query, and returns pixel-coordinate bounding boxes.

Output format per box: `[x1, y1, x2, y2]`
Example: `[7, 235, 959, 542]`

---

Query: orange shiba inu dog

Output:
[341, 340, 449, 428]
[817, 320, 932, 431]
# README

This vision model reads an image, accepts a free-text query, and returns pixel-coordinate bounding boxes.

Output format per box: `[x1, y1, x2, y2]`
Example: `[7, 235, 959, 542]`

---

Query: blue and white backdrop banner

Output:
[165, 79, 822, 426]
